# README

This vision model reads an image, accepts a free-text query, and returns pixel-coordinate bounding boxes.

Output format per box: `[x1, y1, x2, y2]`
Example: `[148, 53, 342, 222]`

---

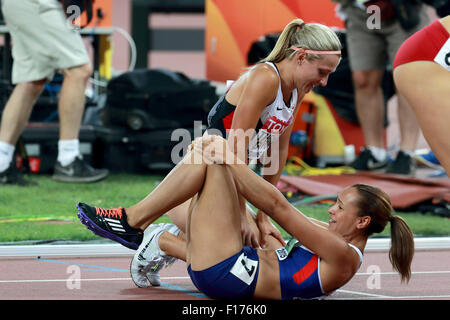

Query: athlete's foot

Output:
[130, 223, 180, 287]
[76, 202, 143, 250]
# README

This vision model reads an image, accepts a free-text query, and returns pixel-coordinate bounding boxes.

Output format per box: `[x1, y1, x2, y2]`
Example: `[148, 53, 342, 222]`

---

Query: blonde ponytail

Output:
[260, 18, 341, 63]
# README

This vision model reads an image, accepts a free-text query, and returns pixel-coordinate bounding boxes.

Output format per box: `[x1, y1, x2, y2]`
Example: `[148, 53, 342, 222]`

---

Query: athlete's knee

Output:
[205, 163, 226, 175]
[204, 164, 233, 187]
[63, 63, 92, 83]
[352, 70, 383, 92]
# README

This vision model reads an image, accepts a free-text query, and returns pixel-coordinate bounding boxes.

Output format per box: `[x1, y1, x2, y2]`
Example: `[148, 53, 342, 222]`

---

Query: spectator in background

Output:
[0, 0, 108, 185]
[332, 0, 430, 175]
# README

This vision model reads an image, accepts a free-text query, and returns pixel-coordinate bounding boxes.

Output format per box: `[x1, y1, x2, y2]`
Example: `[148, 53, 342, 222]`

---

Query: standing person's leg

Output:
[350, 69, 389, 170]
[343, 6, 389, 170]
[36, 0, 90, 146]
[384, 92, 420, 174]
[384, 8, 429, 175]
[396, 93, 420, 152]
[52, 63, 109, 183]
[0, 82, 45, 146]
[58, 65, 92, 141]
[394, 62, 450, 175]
[34, 0, 110, 183]
[0, 0, 49, 185]
[0, 82, 45, 185]
[53, 64, 90, 168]
[353, 69, 386, 150]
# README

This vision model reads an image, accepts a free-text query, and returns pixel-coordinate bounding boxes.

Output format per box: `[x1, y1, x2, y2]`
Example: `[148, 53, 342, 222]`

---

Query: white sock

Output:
[57, 139, 81, 166]
[367, 146, 387, 162]
[0, 141, 15, 172]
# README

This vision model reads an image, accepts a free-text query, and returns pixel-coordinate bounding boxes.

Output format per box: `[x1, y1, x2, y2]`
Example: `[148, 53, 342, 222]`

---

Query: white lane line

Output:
[355, 270, 450, 276]
[1, 278, 448, 300]
[384, 295, 450, 299]
[335, 289, 391, 298]
[381, 295, 450, 299]
[2, 237, 450, 257]
[0, 276, 191, 284]
[0, 278, 130, 283]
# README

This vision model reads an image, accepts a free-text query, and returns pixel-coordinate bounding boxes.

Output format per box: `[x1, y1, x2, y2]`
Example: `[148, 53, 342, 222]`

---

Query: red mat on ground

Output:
[279, 172, 450, 209]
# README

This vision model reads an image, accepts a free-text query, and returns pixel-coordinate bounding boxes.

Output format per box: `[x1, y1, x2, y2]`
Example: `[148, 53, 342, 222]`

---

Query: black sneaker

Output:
[76, 202, 143, 250]
[386, 150, 415, 175]
[349, 148, 388, 171]
[53, 156, 109, 183]
[0, 162, 37, 186]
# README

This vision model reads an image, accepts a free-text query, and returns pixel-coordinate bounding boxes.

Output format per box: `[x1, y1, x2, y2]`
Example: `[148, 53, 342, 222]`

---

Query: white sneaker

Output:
[130, 223, 179, 287]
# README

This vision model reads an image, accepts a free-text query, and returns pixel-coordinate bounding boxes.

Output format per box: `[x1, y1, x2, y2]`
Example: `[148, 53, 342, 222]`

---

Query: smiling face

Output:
[295, 54, 340, 93]
[327, 187, 371, 239]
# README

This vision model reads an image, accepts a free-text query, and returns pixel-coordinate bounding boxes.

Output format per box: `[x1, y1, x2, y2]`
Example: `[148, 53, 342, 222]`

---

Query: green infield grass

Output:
[0, 174, 449, 244]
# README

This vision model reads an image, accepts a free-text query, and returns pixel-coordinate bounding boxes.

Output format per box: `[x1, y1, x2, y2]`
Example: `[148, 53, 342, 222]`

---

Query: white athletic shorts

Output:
[1, 0, 90, 84]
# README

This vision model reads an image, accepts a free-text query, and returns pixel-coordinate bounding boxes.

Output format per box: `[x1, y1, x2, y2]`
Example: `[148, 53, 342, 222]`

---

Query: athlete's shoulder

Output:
[248, 62, 279, 79]
[245, 63, 279, 90]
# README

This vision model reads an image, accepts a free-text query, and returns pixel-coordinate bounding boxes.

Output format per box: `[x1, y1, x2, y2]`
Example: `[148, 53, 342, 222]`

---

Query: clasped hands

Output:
[187, 133, 245, 166]
[187, 134, 286, 249]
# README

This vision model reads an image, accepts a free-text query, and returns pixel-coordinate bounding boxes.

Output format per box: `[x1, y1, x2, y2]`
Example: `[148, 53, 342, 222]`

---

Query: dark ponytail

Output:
[389, 215, 414, 283]
[352, 184, 414, 283]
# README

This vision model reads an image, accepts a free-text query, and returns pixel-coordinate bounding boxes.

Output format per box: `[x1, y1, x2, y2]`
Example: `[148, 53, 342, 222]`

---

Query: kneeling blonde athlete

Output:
[77, 135, 414, 299]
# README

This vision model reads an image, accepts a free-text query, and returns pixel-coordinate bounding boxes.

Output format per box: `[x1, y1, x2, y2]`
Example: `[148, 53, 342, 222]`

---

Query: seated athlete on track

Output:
[393, 15, 450, 175]
[77, 135, 414, 299]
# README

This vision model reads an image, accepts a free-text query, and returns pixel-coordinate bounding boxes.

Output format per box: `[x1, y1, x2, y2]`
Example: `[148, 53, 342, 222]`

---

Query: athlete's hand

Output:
[241, 216, 260, 248]
[191, 134, 240, 165]
[256, 210, 285, 249]
[187, 136, 202, 152]
[203, 134, 235, 165]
